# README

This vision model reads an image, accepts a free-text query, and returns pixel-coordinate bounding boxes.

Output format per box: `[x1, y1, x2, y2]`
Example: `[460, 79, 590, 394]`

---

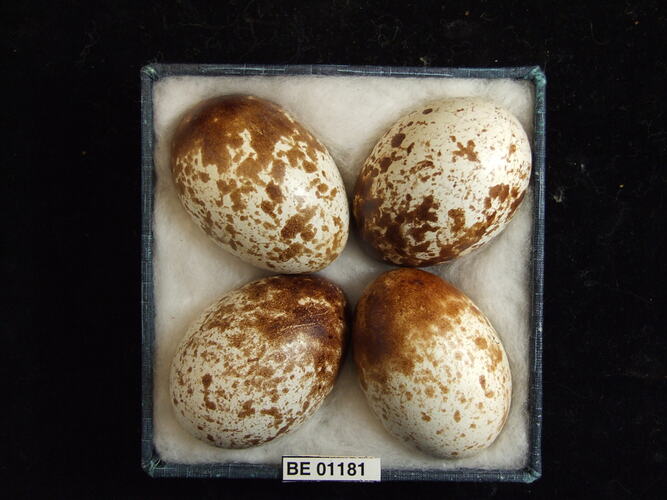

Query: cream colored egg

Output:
[353, 97, 531, 266]
[171, 95, 349, 273]
[170, 275, 348, 448]
[353, 268, 511, 458]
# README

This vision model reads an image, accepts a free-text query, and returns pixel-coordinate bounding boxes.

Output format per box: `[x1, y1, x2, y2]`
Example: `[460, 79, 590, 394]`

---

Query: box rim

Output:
[140, 64, 545, 482]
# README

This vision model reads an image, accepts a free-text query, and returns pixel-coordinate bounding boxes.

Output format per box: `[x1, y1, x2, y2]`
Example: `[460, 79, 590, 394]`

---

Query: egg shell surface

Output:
[170, 274, 348, 448]
[353, 268, 512, 458]
[353, 97, 531, 266]
[171, 95, 349, 273]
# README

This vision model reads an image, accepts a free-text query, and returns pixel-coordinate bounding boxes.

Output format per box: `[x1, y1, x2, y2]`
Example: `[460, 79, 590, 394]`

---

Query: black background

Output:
[4, 1, 666, 498]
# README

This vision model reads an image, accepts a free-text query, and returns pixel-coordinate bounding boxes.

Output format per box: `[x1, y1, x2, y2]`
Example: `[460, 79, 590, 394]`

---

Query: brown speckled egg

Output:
[171, 95, 349, 273]
[353, 268, 511, 458]
[170, 275, 348, 448]
[353, 97, 531, 266]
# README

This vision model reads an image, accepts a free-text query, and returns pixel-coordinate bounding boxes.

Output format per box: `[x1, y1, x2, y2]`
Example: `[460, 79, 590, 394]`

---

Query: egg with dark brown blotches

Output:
[171, 95, 349, 273]
[353, 97, 531, 266]
[170, 275, 348, 448]
[353, 268, 511, 458]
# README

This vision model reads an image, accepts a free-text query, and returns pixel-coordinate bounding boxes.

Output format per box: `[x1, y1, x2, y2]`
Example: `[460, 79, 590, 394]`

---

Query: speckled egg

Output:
[353, 97, 531, 266]
[170, 275, 348, 448]
[171, 95, 349, 273]
[353, 268, 511, 458]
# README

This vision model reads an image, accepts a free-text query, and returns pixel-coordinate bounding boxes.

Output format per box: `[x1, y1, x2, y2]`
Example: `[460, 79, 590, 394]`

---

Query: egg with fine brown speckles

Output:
[353, 97, 531, 266]
[171, 95, 349, 273]
[353, 268, 511, 458]
[170, 275, 348, 448]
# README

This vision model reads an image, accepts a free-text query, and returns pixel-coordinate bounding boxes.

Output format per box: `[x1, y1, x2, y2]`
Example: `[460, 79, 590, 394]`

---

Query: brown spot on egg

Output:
[489, 184, 510, 203]
[509, 189, 526, 215]
[274, 242, 303, 262]
[256, 365, 275, 378]
[448, 208, 466, 234]
[201, 374, 217, 410]
[400, 215, 494, 266]
[379, 157, 392, 172]
[303, 161, 317, 173]
[301, 226, 317, 241]
[421, 412, 431, 422]
[391, 133, 406, 148]
[488, 343, 504, 372]
[276, 415, 299, 436]
[237, 400, 255, 418]
[270, 160, 286, 183]
[444, 299, 464, 318]
[452, 140, 479, 162]
[265, 181, 284, 203]
[422, 108, 433, 114]
[202, 210, 213, 230]
[408, 159, 435, 176]
[479, 374, 496, 398]
[260, 200, 275, 217]
[354, 190, 442, 266]
[474, 337, 488, 350]
[236, 157, 263, 184]
[454, 410, 461, 422]
[228, 185, 255, 212]
[324, 187, 338, 201]
[280, 206, 317, 240]
[260, 407, 283, 427]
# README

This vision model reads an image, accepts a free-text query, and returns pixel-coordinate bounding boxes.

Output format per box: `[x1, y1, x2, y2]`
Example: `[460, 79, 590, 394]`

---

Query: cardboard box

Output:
[140, 64, 545, 482]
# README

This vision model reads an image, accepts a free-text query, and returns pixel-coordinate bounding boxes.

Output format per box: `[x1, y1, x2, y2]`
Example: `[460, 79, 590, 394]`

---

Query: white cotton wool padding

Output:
[152, 75, 535, 470]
